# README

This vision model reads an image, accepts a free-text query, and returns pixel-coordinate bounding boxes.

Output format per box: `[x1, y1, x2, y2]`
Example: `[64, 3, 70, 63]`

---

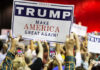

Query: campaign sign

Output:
[1, 29, 11, 35]
[71, 23, 87, 36]
[88, 34, 100, 53]
[12, 0, 74, 42]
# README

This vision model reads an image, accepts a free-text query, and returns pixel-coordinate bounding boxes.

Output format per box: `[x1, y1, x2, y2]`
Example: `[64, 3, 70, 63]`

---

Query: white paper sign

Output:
[0, 35, 7, 40]
[88, 34, 100, 53]
[71, 24, 87, 36]
[12, 0, 74, 42]
[1, 29, 11, 35]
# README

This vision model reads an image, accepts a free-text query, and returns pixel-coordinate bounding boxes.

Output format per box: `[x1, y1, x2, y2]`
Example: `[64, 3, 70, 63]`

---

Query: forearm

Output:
[45, 42, 49, 58]
[43, 59, 53, 70]
[37, 50, 43, 60]
[30, 40, 35, 51]
[37, 41, 43, 60]
[56, 43, 60, 54]
[58, 63, 62, 70]
[10, 36, 20, 52]
[88, 65, 93, 70]
[60, 47, 65, 54]
[74, 34, 80, 52]
[10, 38, 16, 52]
[43, 66, 48, 70]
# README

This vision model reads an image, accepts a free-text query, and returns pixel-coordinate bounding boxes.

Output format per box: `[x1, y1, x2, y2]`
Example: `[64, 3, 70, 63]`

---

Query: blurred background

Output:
[0, 0, 100, 34]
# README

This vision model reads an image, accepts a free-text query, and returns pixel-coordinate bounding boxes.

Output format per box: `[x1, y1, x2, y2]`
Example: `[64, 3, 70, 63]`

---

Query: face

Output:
[83, 39, 88, 48]
[15, 43, 25, 57]
[43, 52, 48, 64]
[13, 57, 25, 70]
[15, 47, 24, 57]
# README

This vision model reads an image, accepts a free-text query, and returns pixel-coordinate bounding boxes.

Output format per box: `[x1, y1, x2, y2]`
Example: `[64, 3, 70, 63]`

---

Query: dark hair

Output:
[0, 40, 3, 50]
[42, 43, 48, 52]
[92, 66, 100, 70]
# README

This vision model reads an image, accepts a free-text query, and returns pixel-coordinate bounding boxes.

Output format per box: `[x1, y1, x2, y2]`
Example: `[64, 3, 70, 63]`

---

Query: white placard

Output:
[71, 23, 87, 36]
[1, 29, 11, 35]
[12, 0, 74, 42]
[88, 34, 100, 53]
[0, 35, 7, 40]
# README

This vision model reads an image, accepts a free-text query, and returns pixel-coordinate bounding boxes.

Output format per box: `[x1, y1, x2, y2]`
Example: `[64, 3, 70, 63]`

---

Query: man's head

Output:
[24, 50, 33, 65]
[82, 36, 88, 52]
[15, 42, 25, 57]
[13, 57, 26, 70]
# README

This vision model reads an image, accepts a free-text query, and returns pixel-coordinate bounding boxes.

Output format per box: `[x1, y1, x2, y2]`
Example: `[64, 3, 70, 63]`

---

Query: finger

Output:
[70, 33, 74, 39]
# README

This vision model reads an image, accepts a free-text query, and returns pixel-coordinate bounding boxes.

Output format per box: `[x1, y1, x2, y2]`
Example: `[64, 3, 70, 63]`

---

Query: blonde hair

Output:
[13, 57, 26, 70]
[16, 42, 25, 50]
[17, 66, 31, 70]
[3, 43, 8, 51]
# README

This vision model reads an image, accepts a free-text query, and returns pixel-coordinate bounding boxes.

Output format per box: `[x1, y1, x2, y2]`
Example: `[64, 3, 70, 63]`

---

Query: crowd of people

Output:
[0, 32, 100, 70]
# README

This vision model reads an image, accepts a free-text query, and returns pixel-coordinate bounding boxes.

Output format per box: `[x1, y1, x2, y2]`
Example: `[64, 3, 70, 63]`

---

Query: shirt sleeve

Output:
[29, 57, 42, 70]
[75, 52, 82, 67]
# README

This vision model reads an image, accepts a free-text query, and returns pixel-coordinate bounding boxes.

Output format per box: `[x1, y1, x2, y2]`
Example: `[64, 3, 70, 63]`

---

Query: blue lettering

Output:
[15, 5, 72, 21]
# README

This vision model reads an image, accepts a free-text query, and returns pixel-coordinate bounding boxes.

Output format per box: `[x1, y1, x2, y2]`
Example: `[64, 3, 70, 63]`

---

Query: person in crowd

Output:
[64, 32, 85, 70]
[44, 52, 63, 70]
[1, 30, 100, 70]
[0, 42, 8, 70]
[81, 35, 92, 70]
[42, 42, 49, 68]
[25, 40, 43, 70]
[88, 60, 96, 70]
[25, 40, 37, 65]
[43, 56, 53, 70]
[64, 33, 76, 70]
[56, 43, 64, 64]
[1, 35, 21, 70]
[13, 55, 30, 70]
[74, 33, 82, 68]
[0, 43, 8, 64]
[13, 41, 28, 70]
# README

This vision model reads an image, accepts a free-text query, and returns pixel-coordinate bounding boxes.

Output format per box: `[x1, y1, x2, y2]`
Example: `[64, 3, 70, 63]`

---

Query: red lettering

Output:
[25, 24, 59, 33]
[41, 25, 44, 31]
[36, 24, 40, 31]
[30, 24, 35, 30]
[50, 26, 54, 32]
[43, 25, 46, 31]
[47, 26, 50, 31]
[24, 24, 28, 29]
[55, 26, 59, 32]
